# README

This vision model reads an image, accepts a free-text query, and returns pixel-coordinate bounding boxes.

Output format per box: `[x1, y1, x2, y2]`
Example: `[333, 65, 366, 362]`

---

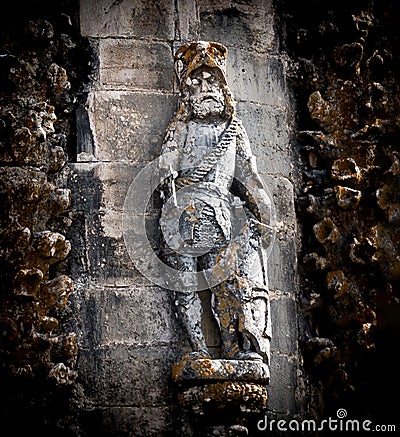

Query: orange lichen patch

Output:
[308, 84, 359, 134]
[175, 41, 228, 84]
[376, 184, 400, 224]
[0, 16, 83, 435]
[373, 224, 400, 281]
[184, 204, 196, 214]
[37, 316, 59, 333]
[34, 231, 71, 263]
[40, 275, 73, 309]
[313, 217, 340, 244]
[331, 158, 361, 182]
[326, 270, 351, 299]
[308, 91, 332, 131]
[213, 242, 239, 281]
[13, 268, 44, 298]
[349, 228, 377, 264]
[47, 63, 70, 95]
[303, 252, 328, 270]
[334, 186, 362, 209]
[313, 345, 340, 366]
[203, 381, 267, 405]
[219, 312, 231, 329]
[282, 0, 400, 415]
[171, 358, 188, 382]
[192, 358, 215, 379]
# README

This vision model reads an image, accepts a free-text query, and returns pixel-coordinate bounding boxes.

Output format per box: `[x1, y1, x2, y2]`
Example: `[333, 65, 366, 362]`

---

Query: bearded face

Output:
[186, 67, 226, 120]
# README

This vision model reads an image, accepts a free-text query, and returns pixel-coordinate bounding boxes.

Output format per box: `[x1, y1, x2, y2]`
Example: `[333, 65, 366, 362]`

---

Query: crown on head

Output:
[174, 41, 228, 85]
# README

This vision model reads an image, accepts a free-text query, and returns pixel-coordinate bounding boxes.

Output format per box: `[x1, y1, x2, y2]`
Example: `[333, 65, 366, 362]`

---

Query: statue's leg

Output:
[164, 253, 209, 356]
[212, 277, 264, 361]
[174, 289, 209, 355]
[199, 250, 242, 359]
[200, 233, 266, 361]
[211, 280, 242, 359]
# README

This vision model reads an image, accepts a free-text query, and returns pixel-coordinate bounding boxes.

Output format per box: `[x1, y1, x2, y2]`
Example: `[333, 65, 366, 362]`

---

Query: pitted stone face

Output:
[187, 67, 226, 120]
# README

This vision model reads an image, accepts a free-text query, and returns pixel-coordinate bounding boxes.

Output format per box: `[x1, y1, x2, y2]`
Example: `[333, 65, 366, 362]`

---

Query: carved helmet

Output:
[174, 41, 228, 86]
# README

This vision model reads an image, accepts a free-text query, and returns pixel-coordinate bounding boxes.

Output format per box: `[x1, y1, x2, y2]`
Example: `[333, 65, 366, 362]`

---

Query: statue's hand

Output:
[250, 219, 273, 248]
[261, 223, 274, 248]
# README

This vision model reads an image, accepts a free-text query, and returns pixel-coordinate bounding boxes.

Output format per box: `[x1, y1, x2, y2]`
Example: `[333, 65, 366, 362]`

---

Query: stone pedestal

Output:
[172, 355, 269, 436]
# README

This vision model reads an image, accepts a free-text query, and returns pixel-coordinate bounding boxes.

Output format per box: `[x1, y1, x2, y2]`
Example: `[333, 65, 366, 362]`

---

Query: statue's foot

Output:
[183, 349, 211, 360]
[231, 350, 263, 361]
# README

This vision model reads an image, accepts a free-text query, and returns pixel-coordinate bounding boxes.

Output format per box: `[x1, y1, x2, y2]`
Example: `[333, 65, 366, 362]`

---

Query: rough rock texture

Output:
[277, 0, 400, 425]
[0, 1, 92, 434]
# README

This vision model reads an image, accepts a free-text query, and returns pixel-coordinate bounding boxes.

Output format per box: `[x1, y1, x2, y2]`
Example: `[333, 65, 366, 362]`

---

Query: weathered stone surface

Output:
[258, 175, 298, 303]
[0, 2, 89, 431]
[154, 41, 273, 371]
[227, 49, 286, 107]
[0, 101, 58, 166]
[80, 405, 184, 437]
[73, 0, 298, 434]
[176, 0, 198, 42]
[78, 344, 179, 406]
[69, 162, 160, 221]
[82, 212, 153, 284]
[87, 91, 176, 162]
[278, 0, 400, 422]
[1, 0, 303, 435]
[267, 355, 297, 415]
[198, 0, 276, 52]
[237, 105, 292, 177]
[173, 356, 270, 424]
[80, 286, 182, 348]
[80, 0, 175, 39]
[270, 294, 298, 355]
[267, 236, 297, 295]
[261, 175, 297, 231]
[99, 40, 173, 91]
[334, 185, 362, 209]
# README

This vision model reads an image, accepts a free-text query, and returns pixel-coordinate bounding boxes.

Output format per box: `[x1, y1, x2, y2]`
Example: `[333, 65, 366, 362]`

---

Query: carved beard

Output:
[189, 94, 226, 120]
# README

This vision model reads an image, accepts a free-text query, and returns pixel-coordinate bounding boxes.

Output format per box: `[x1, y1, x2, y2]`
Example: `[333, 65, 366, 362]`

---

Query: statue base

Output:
[172, 355, 269, 436]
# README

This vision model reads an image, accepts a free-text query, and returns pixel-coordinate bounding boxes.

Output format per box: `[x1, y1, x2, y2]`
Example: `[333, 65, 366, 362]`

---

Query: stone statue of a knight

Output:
[158, 41, 273, 366]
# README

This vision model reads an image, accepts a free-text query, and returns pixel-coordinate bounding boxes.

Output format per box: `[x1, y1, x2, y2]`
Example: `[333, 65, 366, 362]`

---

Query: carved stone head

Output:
[173, 41, 236, 121]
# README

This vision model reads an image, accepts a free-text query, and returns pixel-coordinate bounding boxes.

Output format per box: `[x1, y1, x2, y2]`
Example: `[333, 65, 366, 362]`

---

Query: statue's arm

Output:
[157, 121, 183, 201]
[233, 122, 273, 246]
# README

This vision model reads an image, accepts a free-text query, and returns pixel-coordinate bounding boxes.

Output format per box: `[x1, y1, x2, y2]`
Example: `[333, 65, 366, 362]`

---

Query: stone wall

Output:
[72, 0, 300, 435]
